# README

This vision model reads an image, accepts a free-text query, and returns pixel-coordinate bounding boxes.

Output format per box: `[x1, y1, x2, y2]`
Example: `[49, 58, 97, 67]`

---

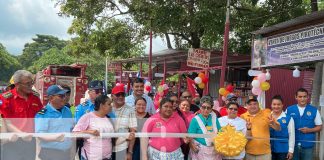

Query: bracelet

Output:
[128, 151, 133, 154]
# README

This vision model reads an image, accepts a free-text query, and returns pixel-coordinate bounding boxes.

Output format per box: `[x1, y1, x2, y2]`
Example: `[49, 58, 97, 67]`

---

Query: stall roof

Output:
[251, 10, 324, 35]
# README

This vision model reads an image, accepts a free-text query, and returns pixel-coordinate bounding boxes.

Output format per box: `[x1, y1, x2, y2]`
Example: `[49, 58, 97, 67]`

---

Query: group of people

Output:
[0, 70, 322, 160]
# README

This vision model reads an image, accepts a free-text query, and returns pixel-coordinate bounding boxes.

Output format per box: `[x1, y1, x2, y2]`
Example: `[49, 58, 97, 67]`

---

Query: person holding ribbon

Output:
[219, 102, 247, 159]
[270, 95, 295, 160]
[240, 97, 281, 160]
[286, 88, 322, 160]
[141, 98, 188, 160]
[188, 95, 222, 160]
[73, 95, 114, 160]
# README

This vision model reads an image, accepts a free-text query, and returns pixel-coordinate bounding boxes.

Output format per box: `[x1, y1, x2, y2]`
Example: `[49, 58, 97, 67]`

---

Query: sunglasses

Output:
[91, 89, 103, 94]
[115, 92, 125, 97]
[228, 108, 238, 111]
[201, 106, 212, 110]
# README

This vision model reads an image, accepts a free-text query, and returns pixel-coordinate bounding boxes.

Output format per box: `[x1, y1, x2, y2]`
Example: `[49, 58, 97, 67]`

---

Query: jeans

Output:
[293, 146, 313, 160]
[272, 152, 287, 160]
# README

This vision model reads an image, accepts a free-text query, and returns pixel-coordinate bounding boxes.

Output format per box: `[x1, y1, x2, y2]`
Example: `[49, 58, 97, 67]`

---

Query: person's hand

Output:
[126, 152, 132, 160]
[55, 134, 65, 142]
[268, 114, 275, 126]
[287, 152, 293, 160]
[21, 133, 33, 141]
[88, 130, 100, 136]
[183, 137, 190, 144]
[8, 134, 18, 142]
[246, 118, 252, 130]
[126, 132, 135, 141]
[190, 142, 199, 153]
[299, 127, 310, 134]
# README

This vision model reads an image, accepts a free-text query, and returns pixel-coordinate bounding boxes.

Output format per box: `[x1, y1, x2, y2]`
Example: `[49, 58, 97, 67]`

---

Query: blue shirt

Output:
[35, 103, 74, 150]
[75, 99, 115, 123]
[125, 94, 156, 115]
[188, 114, 221, 146]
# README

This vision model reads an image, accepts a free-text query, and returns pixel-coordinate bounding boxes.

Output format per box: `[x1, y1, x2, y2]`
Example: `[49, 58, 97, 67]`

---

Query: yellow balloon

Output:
[214, 125, 247, 157]
[198, 83, 205, 89]
[260, 82, 270, 91]
[219, 88, 226, 95]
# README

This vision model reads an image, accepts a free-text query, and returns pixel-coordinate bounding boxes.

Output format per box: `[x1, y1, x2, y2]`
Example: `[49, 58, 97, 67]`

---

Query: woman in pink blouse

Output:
[179, 99, 195, 128]
[73, 95, 114, 160]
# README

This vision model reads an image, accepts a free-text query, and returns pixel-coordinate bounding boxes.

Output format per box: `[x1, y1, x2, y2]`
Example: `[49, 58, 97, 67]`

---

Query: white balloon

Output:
[251, 80, 260, 88]
[194, 77, 202, 84]
[248, 70, 262, 76]
[265, 72, 271, 80]
[145, 81, 151, 86]
[163, 84, 169, 90]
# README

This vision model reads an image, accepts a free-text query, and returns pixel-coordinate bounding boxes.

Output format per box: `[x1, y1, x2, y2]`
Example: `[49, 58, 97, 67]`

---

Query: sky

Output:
[0, 0, 168, 55]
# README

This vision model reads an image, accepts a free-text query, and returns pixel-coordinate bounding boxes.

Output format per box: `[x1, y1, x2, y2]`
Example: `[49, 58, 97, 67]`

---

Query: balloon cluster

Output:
[251, 73, 271, 95]
[156, 83, 169, 97]
[218, 85, 235, 101]
[194, 72, 209, 89]
[144, 81, 151, 94]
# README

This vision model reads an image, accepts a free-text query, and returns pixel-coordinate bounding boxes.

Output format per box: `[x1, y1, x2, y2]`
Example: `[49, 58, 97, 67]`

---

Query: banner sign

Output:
[252, 23, 324, 68]
[187, 48, 211, 69]
[107, 63, 121, 72]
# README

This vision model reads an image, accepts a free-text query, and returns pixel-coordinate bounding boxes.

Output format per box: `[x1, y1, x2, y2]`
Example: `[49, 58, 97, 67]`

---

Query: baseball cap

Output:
[246, 96, 258, 104]
[47, 85, 68, 96]
[88, 80, 103, 90]
[226, 93, 237, 100]
[112, 83, 125, 94]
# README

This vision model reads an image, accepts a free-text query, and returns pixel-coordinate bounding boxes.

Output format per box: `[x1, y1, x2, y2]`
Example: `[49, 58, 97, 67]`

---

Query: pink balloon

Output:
[257, 73, 266, 83]
[252, 87, 262, 95]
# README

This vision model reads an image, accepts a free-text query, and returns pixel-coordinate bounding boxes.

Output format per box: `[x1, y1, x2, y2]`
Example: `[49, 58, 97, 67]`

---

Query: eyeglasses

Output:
[228, 108, 238, 111]
[182, 96, 192, 99]
[91, 89, 103, 94]
[201, 106, 212, 110]
[229, 99, 237, 102]
[115, 92, 125, 97]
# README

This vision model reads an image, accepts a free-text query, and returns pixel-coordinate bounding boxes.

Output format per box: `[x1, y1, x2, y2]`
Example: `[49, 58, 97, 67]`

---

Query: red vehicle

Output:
[35, 63, 88, 106]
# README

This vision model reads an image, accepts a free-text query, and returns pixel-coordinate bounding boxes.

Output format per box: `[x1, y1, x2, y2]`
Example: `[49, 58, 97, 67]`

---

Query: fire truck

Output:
[35, 63, 88, 106]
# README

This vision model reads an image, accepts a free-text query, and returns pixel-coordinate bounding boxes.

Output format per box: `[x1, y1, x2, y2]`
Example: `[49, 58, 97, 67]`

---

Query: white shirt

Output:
[218, 116, 246, 159]
[297, 105, 322, 125]
[276, 111, 295, 153]
[125, 94, 156, 115]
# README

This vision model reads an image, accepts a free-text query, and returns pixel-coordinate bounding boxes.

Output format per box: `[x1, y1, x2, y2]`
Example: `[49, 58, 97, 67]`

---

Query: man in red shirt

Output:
[0, 70, 43, 160]
[219, 93, 247, 117]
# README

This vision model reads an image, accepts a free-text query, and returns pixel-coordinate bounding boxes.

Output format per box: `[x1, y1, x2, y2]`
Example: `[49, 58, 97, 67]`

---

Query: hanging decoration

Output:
[144, 81, 152, 94]
[251, 72, 271, 96]
[218, 84, 235, 101]
[193, 72, 208, 89]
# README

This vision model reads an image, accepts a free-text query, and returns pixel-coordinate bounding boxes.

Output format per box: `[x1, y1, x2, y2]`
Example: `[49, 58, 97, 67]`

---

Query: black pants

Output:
[76, 139, 84, 160]
[39, 147, 72, 160]
[272, 152, 287, 160]
[1, 138, 36, 160]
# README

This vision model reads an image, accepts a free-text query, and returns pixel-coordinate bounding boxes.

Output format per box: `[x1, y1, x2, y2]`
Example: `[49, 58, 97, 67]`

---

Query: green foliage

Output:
[27, 48, 75, 73]
[0, 44, 22, 83]
[18, 34, 68, 69]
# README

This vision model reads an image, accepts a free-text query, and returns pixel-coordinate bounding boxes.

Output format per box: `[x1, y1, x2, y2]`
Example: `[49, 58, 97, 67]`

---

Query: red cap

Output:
[112, 83, 125, 94]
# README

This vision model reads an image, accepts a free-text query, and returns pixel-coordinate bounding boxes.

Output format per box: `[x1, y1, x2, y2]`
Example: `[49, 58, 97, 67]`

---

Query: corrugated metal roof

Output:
[252, 10, 324, 35]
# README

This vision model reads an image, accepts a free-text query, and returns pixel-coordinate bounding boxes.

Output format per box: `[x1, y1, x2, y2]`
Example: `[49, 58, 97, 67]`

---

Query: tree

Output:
[0, 43, 22, 83]
[18, 34, 68, 69]
[27, 48, 75, 73]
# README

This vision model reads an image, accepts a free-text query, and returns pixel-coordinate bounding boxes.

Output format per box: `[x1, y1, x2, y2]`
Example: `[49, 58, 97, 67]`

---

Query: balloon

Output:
[163, 84, 169, 90]
[260, 82, 270, 91]
[251, 80, 260, 88]
[194, 77, 202, 84]
[223, 90, 230, 97]
[144, 81, 151, 86]
[226, 85, 234, 93]
[158, 86, 163, 93]
[265, 70, 271, 80]
[198, 73, 205, 79]
[219, 88, 226, 95]
[252, 87, 262, 95]
[198, 83, 205, 89]
[145, 86, 151, 91]
[248, 70, 262, 76]
[222, 96, 227, 102]
[257, 73, 266, 82]
[202, 77, 209, 84]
